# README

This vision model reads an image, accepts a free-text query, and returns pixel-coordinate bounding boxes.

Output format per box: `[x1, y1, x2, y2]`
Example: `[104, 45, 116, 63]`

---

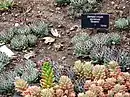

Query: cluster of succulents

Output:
[0, 21, 49, 50]
[14, 60, 130, 97]
[0, 0, 14, 11]
[115, 17, 130, 30]
[0, 60, 39, 94]
[72, 33, 130, 72]
[15, 60, 76, 97]
[72, 33, 121, 57]
[15, 60, 39, 83]
[69, 0, 102, 17]
[77, 61, 130, 97]
[0, 51, 10, 73]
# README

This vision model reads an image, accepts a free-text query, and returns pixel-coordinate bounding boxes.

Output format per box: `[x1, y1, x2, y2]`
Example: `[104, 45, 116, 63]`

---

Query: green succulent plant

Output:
[10, 35, 28, 50]
[91, 33, 110, 45]
[30, 21, 49, 37]
[27, 34, 37, 46]
[0, 71, 17, 93]
[117, 51, 130, 72]
[21, 60, 39, 83]
[56, 0, 70, 5]
[0, 0, 14, 11]
[15, 25, 31, 35]
[105, 33, 121, 45]
[40, 62, 55, 88]
[0, 30, 14, 43]
[69, 0, 101, 17]
[115, 18, 129, 29]
[71, 34, 89, 44]
[74, 40, 94, 57]
[0, 51, 10, 72]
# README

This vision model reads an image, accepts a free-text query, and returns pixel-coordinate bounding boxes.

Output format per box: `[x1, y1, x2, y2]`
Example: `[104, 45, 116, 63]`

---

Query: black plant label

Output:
[81, 13, 109, 29]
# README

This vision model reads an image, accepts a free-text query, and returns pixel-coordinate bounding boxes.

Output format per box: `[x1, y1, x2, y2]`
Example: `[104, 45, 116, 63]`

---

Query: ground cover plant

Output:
[0, 21, 49, 50]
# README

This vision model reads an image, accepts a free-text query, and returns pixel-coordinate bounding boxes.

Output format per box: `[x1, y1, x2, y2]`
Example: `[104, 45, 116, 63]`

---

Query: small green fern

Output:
[40, 62, 55, 88]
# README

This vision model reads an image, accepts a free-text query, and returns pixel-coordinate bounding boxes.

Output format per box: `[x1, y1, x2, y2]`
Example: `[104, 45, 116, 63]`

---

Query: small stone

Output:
[14, 23, 19, 27]
[24, 51, 35, 59]
[54, 43, 63, 50]
[43, 37, 55, 44]
[62, 56, 66, 60]
[111, 1, 115, 5]
[56, 7, 61, 11]
[70, 25, 78, 31]
[123, 6, 125, 9]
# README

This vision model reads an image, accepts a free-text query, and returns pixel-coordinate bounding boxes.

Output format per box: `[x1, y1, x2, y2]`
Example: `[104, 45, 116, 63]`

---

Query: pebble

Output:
[111, 1, 115, 5]
[14, 23, 19, 27]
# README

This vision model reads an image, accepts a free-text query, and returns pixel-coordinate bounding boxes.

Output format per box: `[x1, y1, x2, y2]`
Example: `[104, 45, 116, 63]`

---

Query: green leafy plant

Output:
[40, 62, 55, 88]
[0, 0, 14, 11]
[0, 51, 10, 72]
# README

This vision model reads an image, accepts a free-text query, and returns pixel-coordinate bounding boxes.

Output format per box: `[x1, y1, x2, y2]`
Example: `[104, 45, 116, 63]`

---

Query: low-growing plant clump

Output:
[0, 60, 39, 94]
[0, 51, 10, 73]
[72, 33, 130, 72]
[115, 17, 130, 30]
[0, 21, 49, 50]
[55, 0, 103, 18]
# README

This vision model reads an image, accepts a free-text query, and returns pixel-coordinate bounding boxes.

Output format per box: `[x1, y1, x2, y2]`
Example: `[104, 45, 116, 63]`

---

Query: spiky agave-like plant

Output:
[40, 61, 55, 88]
[30, 21, 49, 37]
[27, 34, 37, 46]
[11, 35, 28, 50]
[0, 51, 10, 72]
